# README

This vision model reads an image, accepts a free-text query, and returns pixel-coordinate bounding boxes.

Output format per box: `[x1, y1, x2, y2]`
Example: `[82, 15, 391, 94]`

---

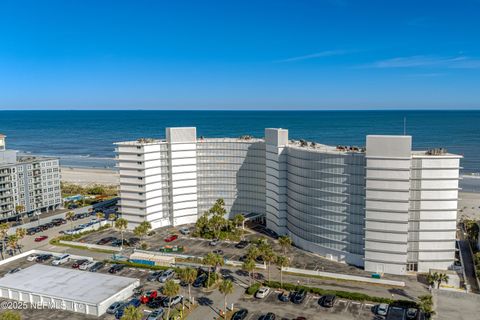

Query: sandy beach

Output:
[61, 166, 118, 186]
[459, 191, 480, 220]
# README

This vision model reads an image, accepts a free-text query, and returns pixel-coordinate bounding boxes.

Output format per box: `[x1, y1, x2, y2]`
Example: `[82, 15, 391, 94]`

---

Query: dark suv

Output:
[292, 289, 307, 304]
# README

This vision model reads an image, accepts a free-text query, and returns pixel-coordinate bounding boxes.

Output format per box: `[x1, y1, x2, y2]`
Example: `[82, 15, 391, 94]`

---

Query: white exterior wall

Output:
[364, 136, 412, 275]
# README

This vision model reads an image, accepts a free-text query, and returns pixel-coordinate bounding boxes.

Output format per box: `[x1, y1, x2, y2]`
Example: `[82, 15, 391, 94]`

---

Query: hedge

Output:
[107, 260, 181, 272]
[246, 283, 261, 295]
[262, 280, 416, 305]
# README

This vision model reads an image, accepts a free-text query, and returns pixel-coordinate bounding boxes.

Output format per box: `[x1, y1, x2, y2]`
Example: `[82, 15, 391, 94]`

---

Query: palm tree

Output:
[262, 248, 276, 283]
[436, 273, 449, 289]
[242, 258, 256, 286]
[276, 255, 290, 287]
[115, 218, 128, 250]
[7, 235, 18, 256]
[278, 235, 292, 256]
[233, 214, 245, 230]
[133, 221, 152, 245]
[0, 223, 10, 259]
[15, 205, 25, 224]
[247, 246, 260, 261]
[120, 305, 142, 320]
[163, 279, 180, 320]
[15, 228, 26, 252]
[65, 211, 75, 229]
[0, 310, 21, 320]
[218, 279, 234, 318]
[203, 252, 218, 287]
[96, 211, 105, 220]
[178, 267, 197, 304]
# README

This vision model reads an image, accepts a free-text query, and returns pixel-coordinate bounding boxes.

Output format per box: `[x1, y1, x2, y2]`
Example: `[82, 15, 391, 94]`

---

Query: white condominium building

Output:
[0, 134, 62, 221]
[115, 127, 461, 275]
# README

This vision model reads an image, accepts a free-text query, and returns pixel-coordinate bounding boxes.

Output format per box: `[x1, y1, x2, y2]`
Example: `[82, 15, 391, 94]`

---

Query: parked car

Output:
[235, 240, 249, 249]
[321, 295, 336, 308]
[51, 254, 70, 266]
[128, 237, 140, 246]
[164, 234, 178, 242]
[193, 273, 208, 287]
[79, 260, 96, 270]
[108, 264, 125, 274]
[106, 302, 124, 314]
[259, 313, 276, 320]
[179, 227, 190, 235]
[264, 228, 279, 239]
[140, 290, 158, 304]
[72, 259, 89, 268]
[146, 297, 165, 309]
[147, 271, 163, 282]
[26, 228, 37, 235]
[209, 238, 219, 246]
[111, 239, 130, 247]
[89, 262, 104, 272]
[126, 298, 141, 308]
[26, 254, 38, 262]
[376, 303, 389, 316]
[158, 269, 175, 282]
[97, 237, 117, 245]
[34, 235, 48, 242]
[212, 249, 224, 255]
[36, 254, 53, 262]
[162, 295, 182, 308]
[231, 309, 249, 320]
[292, 289, 307, 304]
[146, 308, 164, 320]
[278, 291, 290, 302]
[255, 287, 270, 299]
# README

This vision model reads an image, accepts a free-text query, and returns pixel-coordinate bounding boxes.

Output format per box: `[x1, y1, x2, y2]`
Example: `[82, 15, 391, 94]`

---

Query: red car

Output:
[34, 235, 48, 242]
[164, 234, 178, 242]
[140, 290, 158, 304]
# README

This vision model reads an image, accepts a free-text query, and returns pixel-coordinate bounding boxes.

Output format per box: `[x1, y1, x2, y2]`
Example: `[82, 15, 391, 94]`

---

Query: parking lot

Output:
[234, 288, 379, 320]
[0, 251, 193, 320]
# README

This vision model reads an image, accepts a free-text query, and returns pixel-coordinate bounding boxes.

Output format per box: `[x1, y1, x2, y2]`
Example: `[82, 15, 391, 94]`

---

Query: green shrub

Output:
[246, 283, 261, 295]
[263, 281, 398, 304]
[110, 260, 181, 272]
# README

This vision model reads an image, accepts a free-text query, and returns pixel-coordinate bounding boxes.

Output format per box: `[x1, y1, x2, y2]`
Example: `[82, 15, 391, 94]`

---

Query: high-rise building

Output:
[0, 134, 62, 221]
[115, 127, 461, 275]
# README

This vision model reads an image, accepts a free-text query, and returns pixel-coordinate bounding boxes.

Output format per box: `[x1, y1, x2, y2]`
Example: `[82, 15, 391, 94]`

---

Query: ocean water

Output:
[0, 110, 479, 173]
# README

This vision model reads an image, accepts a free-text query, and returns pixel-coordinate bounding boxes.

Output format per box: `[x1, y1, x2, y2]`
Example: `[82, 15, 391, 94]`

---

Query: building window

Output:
[406, 263, 418, 272]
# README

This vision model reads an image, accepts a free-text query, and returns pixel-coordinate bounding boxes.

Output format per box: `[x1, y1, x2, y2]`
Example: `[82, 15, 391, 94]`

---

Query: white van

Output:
[51, 254, 70, 265]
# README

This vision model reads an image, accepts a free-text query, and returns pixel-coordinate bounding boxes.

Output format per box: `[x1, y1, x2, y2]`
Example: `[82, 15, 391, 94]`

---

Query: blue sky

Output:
[1, 0, 480, 110]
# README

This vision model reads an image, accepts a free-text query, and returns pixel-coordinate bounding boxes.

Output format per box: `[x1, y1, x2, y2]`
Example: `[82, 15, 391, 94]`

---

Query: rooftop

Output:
[0, 264, 139, 305]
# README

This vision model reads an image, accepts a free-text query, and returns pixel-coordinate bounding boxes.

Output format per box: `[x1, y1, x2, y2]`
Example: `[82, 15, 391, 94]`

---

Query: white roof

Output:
[0, 264, 138, 305]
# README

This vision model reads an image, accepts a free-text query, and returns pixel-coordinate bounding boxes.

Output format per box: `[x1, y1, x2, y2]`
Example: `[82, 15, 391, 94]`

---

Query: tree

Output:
[276, 255, 290, 287]
[178, 267, 197, 304]
[436, 273, 449, 289]
[209, 214, 226, 239]
[115, 218, 128, 250]
[15, 205, 25, 223]
[7, 234, 19, 255]
[203, 252, 222, 287]
[65, 211, 75, 229]
[163, 279, 180, 320]
[133, 221, 152, 245]
[247, 246, 260, 261]
[218, 279, 234, 318]
[0, 310, 21, 320]
[0, 223, 10, 259]
[278, 235, 292, 256]
[233, 214, 245, 229]
[262, 248, 276, 283]
[96, 211, 105, 220]
[463, 219, 479, 241]
[120, 305, 142, 320]
[242, 258, 256, 286]
[15, 228, 26, 252]
[418, 295, 434, 315]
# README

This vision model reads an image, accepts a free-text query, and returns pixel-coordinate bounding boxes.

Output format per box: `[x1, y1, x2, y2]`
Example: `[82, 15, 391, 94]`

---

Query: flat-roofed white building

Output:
[115, 127, 462, 275]
[0, 264, 139, 317]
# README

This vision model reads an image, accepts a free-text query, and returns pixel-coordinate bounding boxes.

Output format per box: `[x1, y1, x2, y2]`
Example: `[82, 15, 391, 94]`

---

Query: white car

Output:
[27, 254, 38, 262]
[255, 287, 270, 299]
[376, 303, 389, 316]
[179, 227, 190, 235]
[51, 254, 70, 266]
[158, 269, 175, 283]
[79, 260, 96, 270]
